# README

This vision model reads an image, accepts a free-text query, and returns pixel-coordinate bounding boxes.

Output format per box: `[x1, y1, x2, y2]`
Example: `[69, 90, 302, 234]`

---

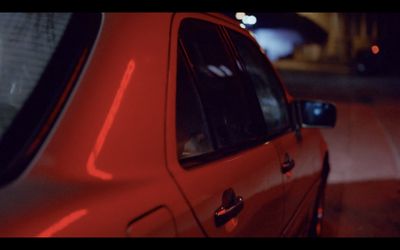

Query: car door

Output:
[224, 27, 324, 236]
[165, 14, 285, 237]
[269, 129, 323, 236]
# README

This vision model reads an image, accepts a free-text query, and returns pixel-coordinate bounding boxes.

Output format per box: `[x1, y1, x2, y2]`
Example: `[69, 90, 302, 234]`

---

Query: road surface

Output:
[279, 69, 400, 237]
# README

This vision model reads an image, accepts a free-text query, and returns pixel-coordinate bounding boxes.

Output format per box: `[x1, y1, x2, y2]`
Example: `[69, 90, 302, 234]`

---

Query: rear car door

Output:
[165, 14, 285, 236]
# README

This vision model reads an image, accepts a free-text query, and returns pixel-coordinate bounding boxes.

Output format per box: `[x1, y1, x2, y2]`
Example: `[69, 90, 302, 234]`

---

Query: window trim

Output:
[179, 136, 268, 168]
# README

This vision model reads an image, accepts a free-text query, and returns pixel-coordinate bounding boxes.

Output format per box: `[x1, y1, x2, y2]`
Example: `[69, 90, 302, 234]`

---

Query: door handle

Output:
[214, 188, 244, 227]
[281, 153, 295, 174]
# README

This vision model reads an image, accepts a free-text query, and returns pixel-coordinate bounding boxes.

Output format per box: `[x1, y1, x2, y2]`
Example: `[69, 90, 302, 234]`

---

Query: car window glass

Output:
[0, 13, 71, 139]
[176, 46, 214, 161]
[178, 19, 266, 150]
[227, 29, 290, 136]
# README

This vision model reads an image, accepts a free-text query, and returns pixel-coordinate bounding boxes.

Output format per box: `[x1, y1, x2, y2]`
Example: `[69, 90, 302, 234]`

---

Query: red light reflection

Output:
[285, 171, 293, 178]
[37, 209, 88, 237]
[86, 60, 135, 180]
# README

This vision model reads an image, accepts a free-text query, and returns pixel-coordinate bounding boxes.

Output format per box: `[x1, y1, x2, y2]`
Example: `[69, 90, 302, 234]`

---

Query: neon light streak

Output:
[86, 60, 136, 180]
[37, 209, 88, 237]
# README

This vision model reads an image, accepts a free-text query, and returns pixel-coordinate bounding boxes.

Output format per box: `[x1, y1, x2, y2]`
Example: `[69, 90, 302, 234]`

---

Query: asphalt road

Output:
[279, 69, 400, 237]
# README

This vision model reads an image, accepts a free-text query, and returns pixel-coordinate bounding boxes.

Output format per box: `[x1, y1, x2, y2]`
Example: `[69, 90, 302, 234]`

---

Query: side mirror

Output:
[294, 100, 337, 128]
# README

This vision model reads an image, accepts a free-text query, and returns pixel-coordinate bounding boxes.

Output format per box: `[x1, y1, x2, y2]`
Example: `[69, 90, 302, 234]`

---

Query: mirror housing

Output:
[293, 100, 337, 128]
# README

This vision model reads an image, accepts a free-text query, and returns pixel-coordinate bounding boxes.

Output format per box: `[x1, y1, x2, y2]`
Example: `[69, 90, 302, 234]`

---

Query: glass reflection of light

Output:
[207, 65, 233, 78]
[235, 60, 244, 71]
[243, 15, 257, 25]
[207, 65, 225, 77]
[37, 209, 88, 237]
[219, 65, 233, 76]
[86, 60, 135, 180]
[306, 102, 324, 116]
[235, 12, 246, 20]
[252, 28, 304, 62]
[313, 105, 323, 116]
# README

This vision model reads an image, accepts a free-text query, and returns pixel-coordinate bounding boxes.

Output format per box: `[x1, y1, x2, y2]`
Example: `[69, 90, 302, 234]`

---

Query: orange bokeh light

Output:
[371, 45, 380, 55]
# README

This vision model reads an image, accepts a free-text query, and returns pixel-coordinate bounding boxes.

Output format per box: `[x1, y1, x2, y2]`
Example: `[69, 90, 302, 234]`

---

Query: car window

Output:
[178, 19, 266, 152]
[0, 13, 71, 140]
[176, 46, 214, 161]
[227, 29, 290, 137]
[0, 13, 101, 186]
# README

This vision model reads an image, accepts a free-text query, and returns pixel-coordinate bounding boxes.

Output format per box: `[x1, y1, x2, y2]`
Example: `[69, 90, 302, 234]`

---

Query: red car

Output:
[0, 13, 335, 237]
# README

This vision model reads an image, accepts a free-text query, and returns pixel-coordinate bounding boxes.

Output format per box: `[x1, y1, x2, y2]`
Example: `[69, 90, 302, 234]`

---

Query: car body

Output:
[0, 13, 335, 237]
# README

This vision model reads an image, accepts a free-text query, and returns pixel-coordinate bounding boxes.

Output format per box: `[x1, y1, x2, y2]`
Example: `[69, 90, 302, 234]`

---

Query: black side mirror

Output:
[294, 100, 337, 128]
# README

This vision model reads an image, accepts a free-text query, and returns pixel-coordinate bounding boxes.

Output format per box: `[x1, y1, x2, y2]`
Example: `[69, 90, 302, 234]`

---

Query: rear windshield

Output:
[0, 13, 101, 186]
[0, 13, 71, 137]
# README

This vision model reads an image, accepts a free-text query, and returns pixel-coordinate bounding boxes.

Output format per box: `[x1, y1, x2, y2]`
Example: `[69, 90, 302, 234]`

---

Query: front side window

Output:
[227, 29, 290, 137]
[0, 13, 101, 186]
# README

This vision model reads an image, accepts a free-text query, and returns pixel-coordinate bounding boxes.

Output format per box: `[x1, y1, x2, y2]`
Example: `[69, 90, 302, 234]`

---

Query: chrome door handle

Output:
[281, 153, 295, 174]
[214, 188, 244, 227]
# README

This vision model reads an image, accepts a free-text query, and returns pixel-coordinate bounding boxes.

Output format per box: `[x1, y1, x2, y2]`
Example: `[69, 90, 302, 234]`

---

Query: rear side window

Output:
[0, 13, 101, 186]
[176, 46, 214, 160]
[178, 19, 266, 151]
[227, 30, 290, 137]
